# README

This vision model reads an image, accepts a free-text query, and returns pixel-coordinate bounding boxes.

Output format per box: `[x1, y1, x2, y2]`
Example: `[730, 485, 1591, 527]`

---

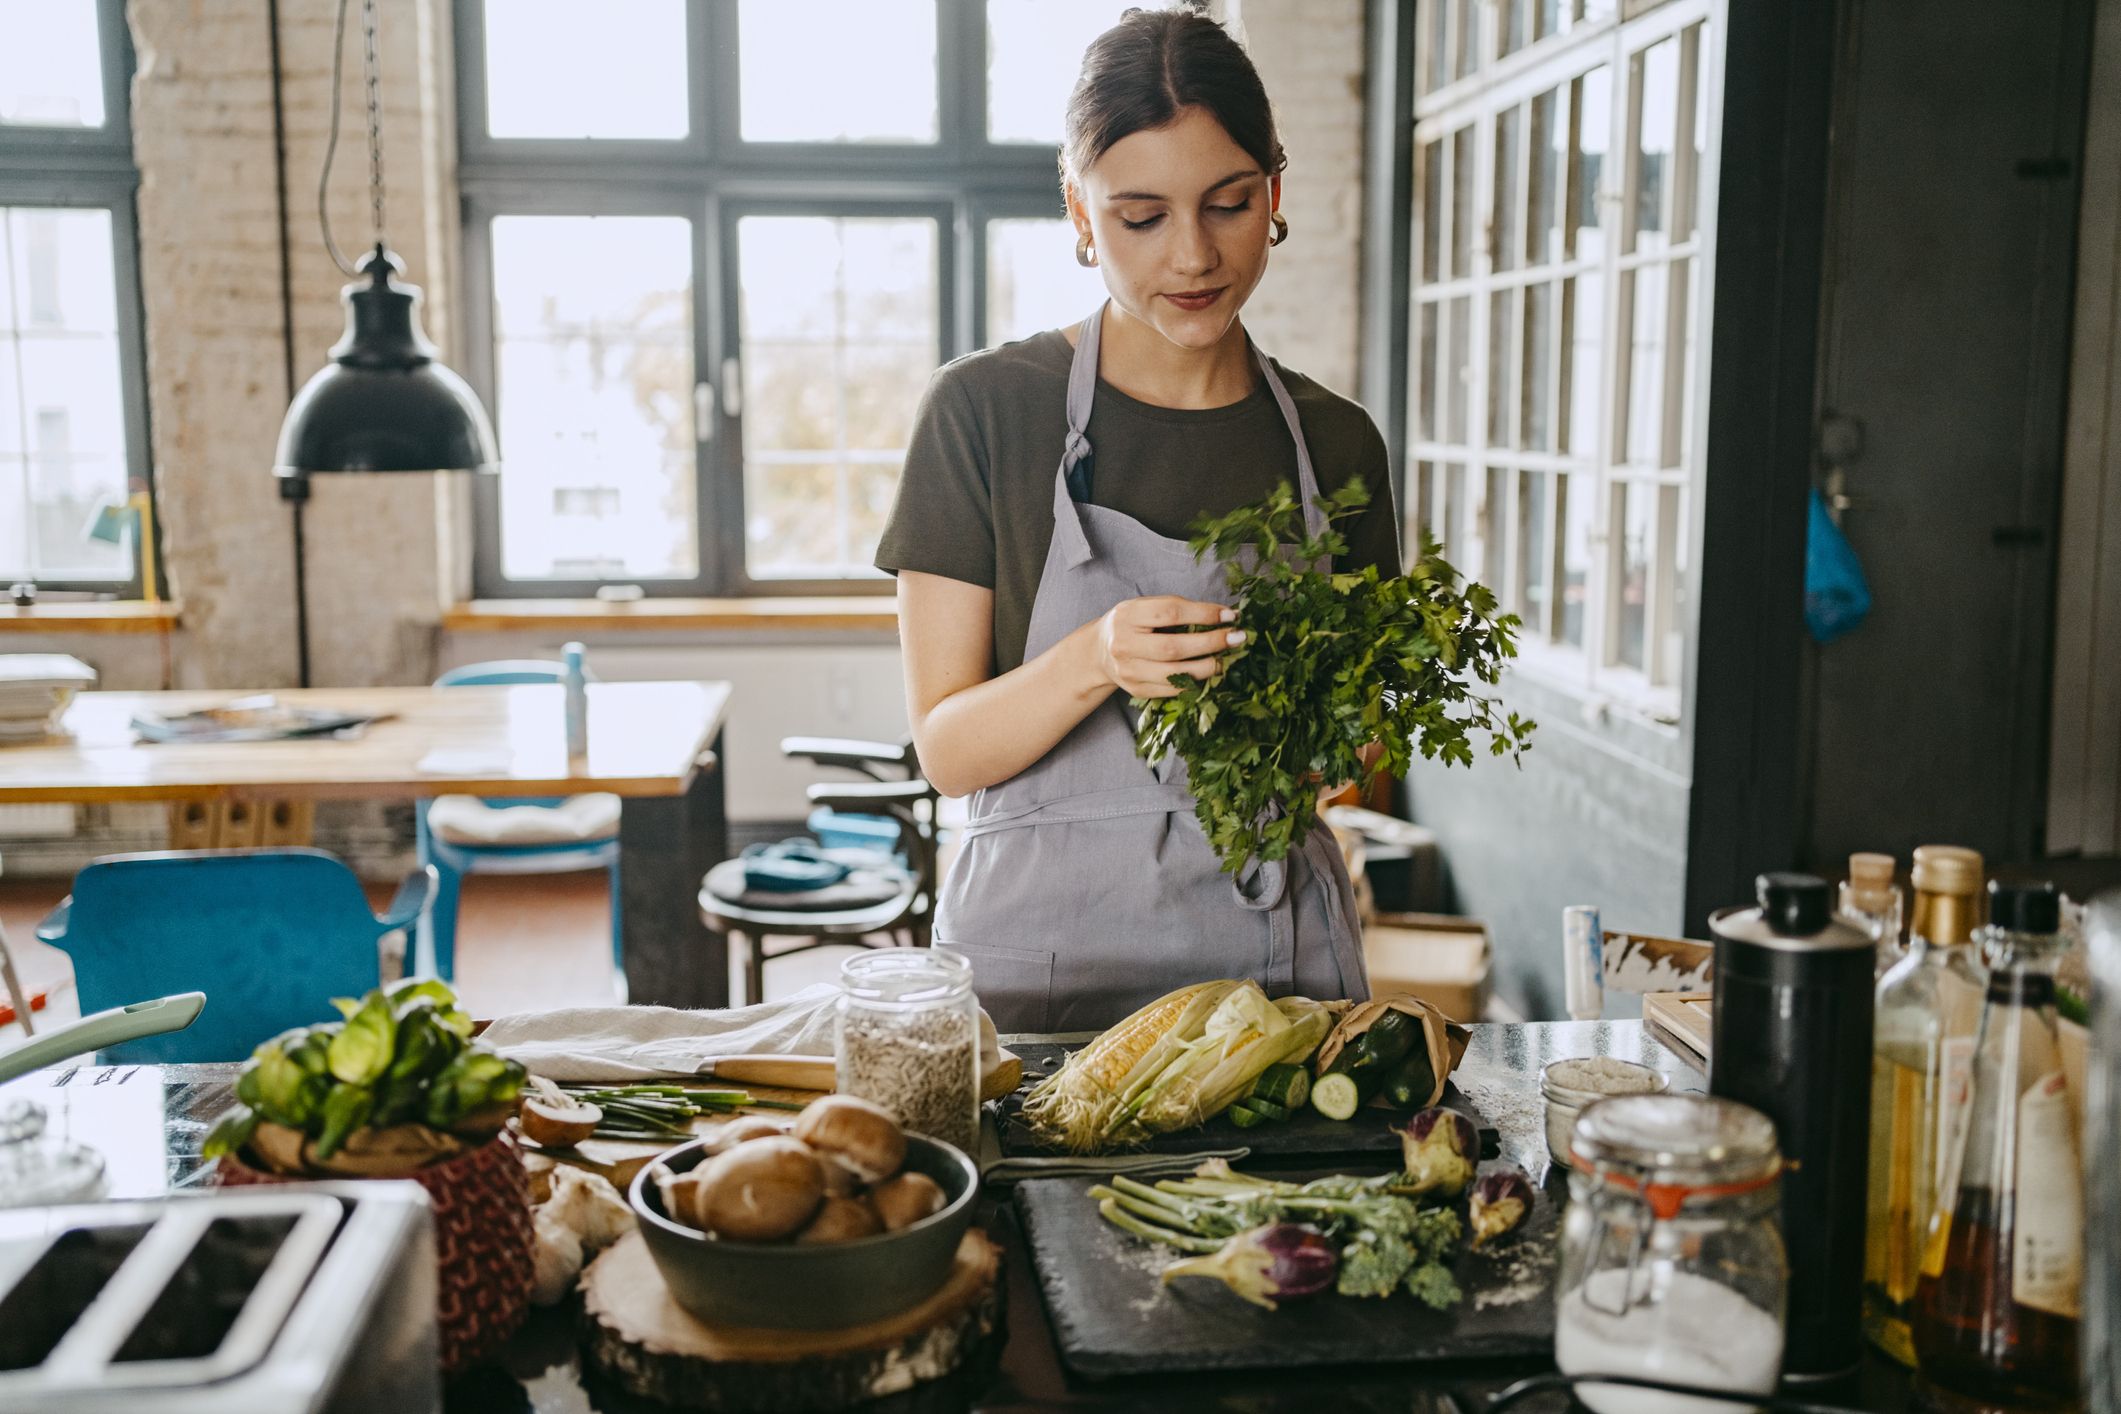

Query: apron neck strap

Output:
[1056, 302, 1328, 539]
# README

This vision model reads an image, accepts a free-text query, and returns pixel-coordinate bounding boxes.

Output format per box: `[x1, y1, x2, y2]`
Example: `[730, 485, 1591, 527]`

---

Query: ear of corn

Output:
[1022, 981, 1334, 1152]
[1020, 981, 1235, 1153]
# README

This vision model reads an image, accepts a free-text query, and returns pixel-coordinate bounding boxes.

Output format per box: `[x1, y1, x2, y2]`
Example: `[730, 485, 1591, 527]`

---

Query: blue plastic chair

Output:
[35, 848, 432, 1064]
[415, 660, 623, 992]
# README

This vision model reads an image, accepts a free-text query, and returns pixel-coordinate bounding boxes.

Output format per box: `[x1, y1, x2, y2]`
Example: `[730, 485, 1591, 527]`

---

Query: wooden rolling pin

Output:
[699, 1051, 1023, 1104]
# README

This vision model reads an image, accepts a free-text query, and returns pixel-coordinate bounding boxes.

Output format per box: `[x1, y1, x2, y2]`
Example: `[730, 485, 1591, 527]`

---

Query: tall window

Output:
[0, 0, 150, 594]
[458, 0, 1122, 598]
[1408, 0, 1718, 720]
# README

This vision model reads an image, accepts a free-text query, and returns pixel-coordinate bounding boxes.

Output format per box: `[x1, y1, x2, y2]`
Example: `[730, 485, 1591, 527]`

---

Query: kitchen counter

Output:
[12, 1021, 1915, 1412]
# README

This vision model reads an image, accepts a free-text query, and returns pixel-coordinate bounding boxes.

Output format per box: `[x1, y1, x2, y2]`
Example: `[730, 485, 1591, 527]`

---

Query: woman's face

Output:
[1068, 105, 1278, 352]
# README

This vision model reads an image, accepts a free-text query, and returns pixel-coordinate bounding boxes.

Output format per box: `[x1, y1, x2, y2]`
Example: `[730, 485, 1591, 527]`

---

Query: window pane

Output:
[1449, 126, 1473, 280]
[738, 215, 939, 579]
[986, 218, 1104, 346]
[1, 208, 129, 581]
[0, 5, 104, 127]
[1520, 280, 1552, 452]
[1527, 87, 1561, 267]
[1422, 0, 1449, 96]
[1561, 270, 1601, 455]
[1516, 470, 1551, 636]
[1453, 0, 1478, 82]
[490, 215, 696, 582]
[1615, 479, 1654, 671]
[1499, 0, 1529, 58]
[1623, 265, 1667, 466]
[1420, 139, 1443, 284]
[485, 0, 687, 140]
[1442, 463, 1467, 560]
[1631, 36, 1679, 255]
[1410, 461, 1436, 561]
[1443, 294, 1470, 444]
[1416, 301, 1439, 441]
[1487, 287, 1515, 446]
[1559, 471, 1591, 648]
[741, 1, 936, 143]
[1691, 24, 1711, 240]
[1480, 467, 1507, 585]
[986, 2, 1148, 144]
[1663, 483, 1687, 685]
[1573, 65, 1611, 261]
[1493, 104, 1521, 274]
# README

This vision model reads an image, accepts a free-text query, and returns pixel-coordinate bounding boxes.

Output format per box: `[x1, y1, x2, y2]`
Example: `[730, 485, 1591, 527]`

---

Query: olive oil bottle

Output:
[1864, 844, 1986, 1367]
[1913, 882, 2081, 1409]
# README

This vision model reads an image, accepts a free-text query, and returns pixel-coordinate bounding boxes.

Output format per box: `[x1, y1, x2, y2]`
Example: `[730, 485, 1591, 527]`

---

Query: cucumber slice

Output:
[1311, 1072, 1362, 1121]
[1251, 1062, 1311, 1111]
[1241, 1095, 1291, 1123]
[1228, 1102, 1269, 1129]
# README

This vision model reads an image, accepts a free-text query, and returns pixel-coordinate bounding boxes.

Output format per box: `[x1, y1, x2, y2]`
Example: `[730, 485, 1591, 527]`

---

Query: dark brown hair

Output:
[1060, 8, 1286, 188]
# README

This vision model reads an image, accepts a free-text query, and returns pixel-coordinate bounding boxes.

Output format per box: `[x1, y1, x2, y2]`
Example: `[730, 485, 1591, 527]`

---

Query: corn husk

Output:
[1020, 981, 1240, 1153]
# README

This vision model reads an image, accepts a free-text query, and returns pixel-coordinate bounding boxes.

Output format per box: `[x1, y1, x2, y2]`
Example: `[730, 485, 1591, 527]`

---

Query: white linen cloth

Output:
[482, 983, 1002, 1083]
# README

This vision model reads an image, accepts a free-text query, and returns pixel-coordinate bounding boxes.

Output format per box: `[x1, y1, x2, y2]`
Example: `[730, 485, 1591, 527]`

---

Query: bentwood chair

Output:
[698, 737, 939, 1006]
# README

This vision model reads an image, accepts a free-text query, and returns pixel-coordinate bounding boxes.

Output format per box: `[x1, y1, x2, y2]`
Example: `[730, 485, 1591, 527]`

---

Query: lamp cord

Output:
[318, 0, 386, 278]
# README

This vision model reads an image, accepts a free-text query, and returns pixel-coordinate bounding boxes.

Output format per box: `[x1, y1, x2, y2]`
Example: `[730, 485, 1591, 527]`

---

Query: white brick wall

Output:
[1228, 0, 1368, 400]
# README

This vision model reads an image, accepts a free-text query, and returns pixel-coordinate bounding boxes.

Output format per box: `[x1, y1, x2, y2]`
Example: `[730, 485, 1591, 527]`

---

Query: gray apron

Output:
[934, 305, 1368, 1034]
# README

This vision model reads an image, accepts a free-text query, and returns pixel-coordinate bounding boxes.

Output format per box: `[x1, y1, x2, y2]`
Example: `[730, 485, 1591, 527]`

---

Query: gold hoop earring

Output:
[1075, 231, 1098, 268]
[1269, 212, 1289, 247]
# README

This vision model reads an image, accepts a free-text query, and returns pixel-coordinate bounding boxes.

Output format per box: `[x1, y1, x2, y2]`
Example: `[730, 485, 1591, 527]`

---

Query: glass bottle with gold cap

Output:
[1864, 843, 1987, 1366]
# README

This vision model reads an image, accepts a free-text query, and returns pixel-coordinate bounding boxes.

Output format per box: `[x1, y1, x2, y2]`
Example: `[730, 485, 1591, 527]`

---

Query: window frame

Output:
[1404, 0, 1720, 724]
[0, 0, 154, 597]
[456, 0, 1078, 598]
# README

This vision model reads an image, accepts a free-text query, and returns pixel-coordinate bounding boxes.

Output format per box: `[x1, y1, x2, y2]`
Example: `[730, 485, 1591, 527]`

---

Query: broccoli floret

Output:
[1336, 1231, 1418, 1298]
[1408, 1206, 1464, 1265]
[1404, 1261, 1464, 1311]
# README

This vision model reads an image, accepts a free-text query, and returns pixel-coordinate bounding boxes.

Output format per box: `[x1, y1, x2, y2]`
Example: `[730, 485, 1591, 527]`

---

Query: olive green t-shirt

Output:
[874, 329, 1401, 673]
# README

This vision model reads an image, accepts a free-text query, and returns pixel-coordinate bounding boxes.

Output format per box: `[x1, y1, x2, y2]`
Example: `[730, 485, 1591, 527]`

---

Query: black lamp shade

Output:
[274, 248, 499, 477]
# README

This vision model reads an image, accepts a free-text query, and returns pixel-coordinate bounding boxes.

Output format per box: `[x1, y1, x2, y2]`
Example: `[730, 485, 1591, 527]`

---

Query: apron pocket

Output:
[936, 940, 1054, 1036]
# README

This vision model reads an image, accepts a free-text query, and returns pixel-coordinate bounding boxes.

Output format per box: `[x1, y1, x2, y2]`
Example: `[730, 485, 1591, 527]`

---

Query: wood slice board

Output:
[1642, 991, 1713, 1067]
[1014, 1165, 1558, 1380]
[996, 1041, 1496, 1164]
[579, 1230, 1004, 1411]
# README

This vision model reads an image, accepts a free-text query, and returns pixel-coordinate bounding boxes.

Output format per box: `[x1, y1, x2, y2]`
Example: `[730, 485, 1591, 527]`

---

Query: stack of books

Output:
[0, 654, 97, 742]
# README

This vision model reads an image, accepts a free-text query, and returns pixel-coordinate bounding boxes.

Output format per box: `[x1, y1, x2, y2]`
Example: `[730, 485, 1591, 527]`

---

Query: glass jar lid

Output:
[839, 949, 972, 1006]
[1570, 1093, 1782, 1206]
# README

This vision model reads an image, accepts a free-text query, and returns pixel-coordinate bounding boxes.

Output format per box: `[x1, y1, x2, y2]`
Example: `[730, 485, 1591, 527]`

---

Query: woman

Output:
[874, 10, 1399, 1034]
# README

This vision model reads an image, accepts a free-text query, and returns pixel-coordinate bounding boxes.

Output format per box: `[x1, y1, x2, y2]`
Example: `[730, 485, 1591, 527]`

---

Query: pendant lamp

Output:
[273, 0, 498, 485]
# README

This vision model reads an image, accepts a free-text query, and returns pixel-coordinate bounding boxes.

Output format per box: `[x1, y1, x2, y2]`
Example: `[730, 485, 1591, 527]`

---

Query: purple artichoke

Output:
[1469, 1165, 1535, 1249]
[1396, 1107, 1479, 1198]
[1160, 1223, 1339, 1310]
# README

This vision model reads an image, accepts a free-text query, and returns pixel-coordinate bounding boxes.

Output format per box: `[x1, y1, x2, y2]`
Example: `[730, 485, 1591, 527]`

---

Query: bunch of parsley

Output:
[1133, 478, 1534, 874]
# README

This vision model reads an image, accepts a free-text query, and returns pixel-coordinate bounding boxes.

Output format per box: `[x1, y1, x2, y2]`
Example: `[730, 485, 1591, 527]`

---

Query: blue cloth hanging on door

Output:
[1805, 486, 1872, 644]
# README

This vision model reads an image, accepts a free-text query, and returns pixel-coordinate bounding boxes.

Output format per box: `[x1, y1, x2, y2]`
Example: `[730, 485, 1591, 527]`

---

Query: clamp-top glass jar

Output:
[836, 950, 980, 1155]
[1556, 1093, 1788, 1414]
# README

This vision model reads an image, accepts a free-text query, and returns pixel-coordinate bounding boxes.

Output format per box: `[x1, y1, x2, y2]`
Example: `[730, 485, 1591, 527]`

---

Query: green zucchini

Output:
[1241, 1095, 1292, 1123]
[1330, 1008, 1419, 1079]
[1311, 1072, 1363, 1121]
[1229, 1102, 1270, 1129]
[1380, 1047, 1437, 1110]
[1250, 1063, 1311, 1111]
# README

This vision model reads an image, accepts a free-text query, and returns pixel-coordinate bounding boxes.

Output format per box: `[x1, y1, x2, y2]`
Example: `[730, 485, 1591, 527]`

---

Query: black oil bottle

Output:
[1709, 872, 1877, 1383]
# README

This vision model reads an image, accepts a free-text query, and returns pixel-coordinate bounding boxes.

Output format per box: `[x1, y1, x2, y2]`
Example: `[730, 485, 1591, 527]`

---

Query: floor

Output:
[0, 872, 863, 1032]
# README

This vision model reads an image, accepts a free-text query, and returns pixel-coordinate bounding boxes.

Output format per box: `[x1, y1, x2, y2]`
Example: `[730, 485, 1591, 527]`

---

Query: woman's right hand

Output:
[1087, 596, 1245, 698]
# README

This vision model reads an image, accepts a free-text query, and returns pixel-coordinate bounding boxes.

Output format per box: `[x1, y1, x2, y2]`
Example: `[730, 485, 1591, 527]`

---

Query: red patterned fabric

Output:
[215, 1130, 535, 1373]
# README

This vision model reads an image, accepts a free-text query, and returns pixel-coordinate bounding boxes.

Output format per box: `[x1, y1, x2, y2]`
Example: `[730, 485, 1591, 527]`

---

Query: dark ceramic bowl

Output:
[629, 1133, 979, 1330]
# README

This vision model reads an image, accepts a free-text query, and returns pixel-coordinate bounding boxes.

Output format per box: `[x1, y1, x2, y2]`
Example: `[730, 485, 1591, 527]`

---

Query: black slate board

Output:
[1014, 1164, 1559, 1379]
[997, 1041, 1497, 1163]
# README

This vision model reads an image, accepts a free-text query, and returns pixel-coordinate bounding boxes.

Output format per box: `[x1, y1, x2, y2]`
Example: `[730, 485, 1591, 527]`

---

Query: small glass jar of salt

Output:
[1556, 1093, 1788, 1414]
[836, 950, 980, 1156]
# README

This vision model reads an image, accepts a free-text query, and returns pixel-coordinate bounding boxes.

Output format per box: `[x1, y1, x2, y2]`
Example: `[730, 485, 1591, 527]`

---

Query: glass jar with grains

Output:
[836, 950, 980, 1155]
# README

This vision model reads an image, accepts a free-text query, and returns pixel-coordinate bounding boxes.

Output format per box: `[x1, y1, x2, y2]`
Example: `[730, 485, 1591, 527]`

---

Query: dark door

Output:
[1802, 0, 2092, 868]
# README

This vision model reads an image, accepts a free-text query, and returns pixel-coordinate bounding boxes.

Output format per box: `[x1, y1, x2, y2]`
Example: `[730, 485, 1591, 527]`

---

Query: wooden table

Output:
[0, 682, 736, 1008]
[6, 1022, 1914, 1413]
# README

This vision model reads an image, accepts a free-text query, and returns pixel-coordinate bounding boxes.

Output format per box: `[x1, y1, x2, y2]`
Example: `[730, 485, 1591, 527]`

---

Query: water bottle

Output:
[562, 641, 588, 757]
